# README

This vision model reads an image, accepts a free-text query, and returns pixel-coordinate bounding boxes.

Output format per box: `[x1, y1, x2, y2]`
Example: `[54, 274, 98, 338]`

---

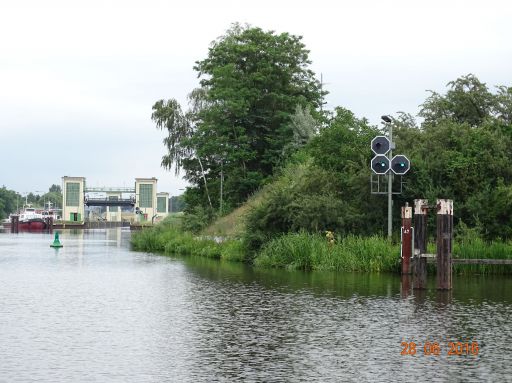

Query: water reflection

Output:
[400, 274, 412, 299]
[0, 229, 511, 382]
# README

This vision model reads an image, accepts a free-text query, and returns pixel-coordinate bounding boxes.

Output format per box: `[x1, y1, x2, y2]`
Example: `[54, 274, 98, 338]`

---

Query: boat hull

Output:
[18, 219, 47, 232]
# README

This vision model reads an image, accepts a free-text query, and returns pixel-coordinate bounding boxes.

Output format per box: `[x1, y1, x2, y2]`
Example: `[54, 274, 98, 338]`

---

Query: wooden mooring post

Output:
[436, 199, 453, 290]
[401, 203, 413, 274]
[10, 215, 19, 233]
[413, 199, 428, 289]
[409, 199, 508, 290]
[44, 217, 54, 233]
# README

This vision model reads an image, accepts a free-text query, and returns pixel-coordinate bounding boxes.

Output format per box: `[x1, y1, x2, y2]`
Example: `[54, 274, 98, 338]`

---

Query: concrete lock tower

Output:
[135, 178, 158, 222]
[156, 192, 169, 219]
[62, 176, 85, 222]
[106, 192, 122, 222]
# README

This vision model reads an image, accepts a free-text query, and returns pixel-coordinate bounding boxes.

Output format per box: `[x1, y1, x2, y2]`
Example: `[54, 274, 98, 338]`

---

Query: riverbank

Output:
[130, 224, 247, 262]
[131, 226, 401, 271]
[131, 220, 512, 274]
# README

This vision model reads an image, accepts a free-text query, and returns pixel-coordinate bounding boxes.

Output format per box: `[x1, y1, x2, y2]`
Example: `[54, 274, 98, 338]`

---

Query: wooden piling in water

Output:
[401, 203, 413, 274]
[44, 217, 54, 233]
[436, 199, 453, 290]
[413, 199, 428, 289]
[10, 215, 19, 233]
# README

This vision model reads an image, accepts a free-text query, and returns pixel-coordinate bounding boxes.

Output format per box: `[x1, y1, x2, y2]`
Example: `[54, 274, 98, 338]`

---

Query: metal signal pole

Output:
[371, 116, 409, 241]
[382, 115, 393, 239]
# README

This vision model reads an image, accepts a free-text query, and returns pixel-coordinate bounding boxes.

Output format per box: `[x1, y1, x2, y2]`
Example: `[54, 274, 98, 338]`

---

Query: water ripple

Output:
[0, 230, 511, 382]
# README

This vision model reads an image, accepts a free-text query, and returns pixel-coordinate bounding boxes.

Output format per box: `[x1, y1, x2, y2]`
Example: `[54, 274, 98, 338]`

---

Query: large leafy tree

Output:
[394, 75, 512, 239]
[152, 24, 324, 213]
[419, 74, 495, 126]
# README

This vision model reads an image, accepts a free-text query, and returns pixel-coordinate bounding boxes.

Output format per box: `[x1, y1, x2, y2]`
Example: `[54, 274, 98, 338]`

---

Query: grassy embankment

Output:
[132, 223, 400, 272]
[132, 207, 512, 274]
[132, 203, 389, 273]
[131, 212, 246, 262]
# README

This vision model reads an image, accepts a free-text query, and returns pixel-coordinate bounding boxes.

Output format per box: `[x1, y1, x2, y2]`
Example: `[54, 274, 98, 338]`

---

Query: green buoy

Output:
[50, 232, 63, 248]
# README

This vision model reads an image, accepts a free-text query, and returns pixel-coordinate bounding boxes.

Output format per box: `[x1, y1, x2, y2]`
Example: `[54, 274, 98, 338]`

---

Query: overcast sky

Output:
[1, 0, 511, 196]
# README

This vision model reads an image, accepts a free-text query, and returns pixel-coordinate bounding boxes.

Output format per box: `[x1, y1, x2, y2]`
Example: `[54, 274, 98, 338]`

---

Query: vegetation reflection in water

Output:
[178, 255, 512, 304]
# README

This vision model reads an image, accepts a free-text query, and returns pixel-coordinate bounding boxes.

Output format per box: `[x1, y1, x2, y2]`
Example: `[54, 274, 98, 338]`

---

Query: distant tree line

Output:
[169, 195, 186, 213]
[0, 184, 62, 219]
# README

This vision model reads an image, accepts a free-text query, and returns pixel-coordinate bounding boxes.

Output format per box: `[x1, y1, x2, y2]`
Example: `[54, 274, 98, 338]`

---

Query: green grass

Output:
[133, 225, 400, 272]
[131, 218, 248, 262]
[421, 237, 512, 275]
[453, 237, 512, 274]
[254, 232, 400, 272]
[201, 190, 265, 237]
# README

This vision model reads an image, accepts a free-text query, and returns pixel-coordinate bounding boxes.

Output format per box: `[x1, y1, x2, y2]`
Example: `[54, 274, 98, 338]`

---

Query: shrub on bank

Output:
[131, 227, 170, 253]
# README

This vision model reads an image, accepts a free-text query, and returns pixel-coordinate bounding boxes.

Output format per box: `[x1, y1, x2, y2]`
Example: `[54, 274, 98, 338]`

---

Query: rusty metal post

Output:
[436, 199, 453, 290]
[401, 203, 413, 274]
[413, 199, 428, 289]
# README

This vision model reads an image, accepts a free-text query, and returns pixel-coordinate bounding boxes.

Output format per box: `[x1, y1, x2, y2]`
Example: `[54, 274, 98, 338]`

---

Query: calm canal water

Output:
[0, 229, 511, 382]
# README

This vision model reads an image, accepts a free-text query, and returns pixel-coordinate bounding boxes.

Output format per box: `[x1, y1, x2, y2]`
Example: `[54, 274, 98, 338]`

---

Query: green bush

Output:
[244, 160, 353, 251]
[181, 205, 217, 233]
